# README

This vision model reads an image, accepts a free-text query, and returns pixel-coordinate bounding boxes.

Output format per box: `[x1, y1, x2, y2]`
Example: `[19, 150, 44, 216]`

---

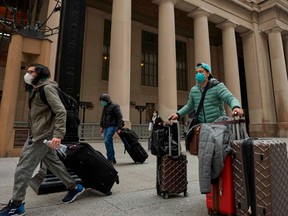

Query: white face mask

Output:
[24, 73, 34, 85]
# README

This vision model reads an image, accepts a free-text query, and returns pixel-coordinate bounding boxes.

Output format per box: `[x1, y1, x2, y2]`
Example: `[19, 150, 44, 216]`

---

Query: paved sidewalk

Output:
[0, 138, 287, 216]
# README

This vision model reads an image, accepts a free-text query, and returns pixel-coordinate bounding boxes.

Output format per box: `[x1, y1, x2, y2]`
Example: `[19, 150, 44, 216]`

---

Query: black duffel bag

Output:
[150, 125, 178, 157]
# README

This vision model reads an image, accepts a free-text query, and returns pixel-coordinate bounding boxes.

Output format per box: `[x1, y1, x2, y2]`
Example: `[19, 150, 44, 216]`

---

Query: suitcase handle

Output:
[168, 121, 181, 157]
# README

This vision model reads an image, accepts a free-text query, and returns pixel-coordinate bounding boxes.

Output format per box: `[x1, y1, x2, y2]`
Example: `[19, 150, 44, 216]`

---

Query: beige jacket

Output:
[29, 80, 66, 141]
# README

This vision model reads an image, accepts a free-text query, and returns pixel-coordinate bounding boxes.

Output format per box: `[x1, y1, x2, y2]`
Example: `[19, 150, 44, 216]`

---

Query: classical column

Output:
[284, 35, 288, 72]
[0, 35, 23, 157]
[81, 8, 105, 123]
[267, 27, 288, 133]
[152, 0, 178, 119]
[108, 0, 131, 124]
[241, 31, 277, 137]
[189, 8, 212, 66]
[217, 21, 242, 103]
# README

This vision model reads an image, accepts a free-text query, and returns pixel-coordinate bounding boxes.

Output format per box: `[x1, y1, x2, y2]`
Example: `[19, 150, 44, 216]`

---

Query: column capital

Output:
[240, 30, 254, 39]
[216, 20, 238, 30]
[264, 26, 283, 34]
[188, 8, 212, 19]
[152, 0, 179, 5]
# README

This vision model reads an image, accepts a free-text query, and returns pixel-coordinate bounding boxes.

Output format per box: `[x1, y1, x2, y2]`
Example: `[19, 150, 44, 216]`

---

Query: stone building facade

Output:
[0, 0, 288, 156]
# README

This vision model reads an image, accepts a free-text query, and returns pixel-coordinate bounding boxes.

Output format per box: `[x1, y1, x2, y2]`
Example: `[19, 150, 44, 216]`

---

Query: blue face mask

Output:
[101, 101, 107, 107]
[195, 73, 205, 84]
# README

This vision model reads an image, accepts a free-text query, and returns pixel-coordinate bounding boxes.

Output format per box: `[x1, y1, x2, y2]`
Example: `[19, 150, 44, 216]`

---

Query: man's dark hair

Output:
[28, 63, 51, 85]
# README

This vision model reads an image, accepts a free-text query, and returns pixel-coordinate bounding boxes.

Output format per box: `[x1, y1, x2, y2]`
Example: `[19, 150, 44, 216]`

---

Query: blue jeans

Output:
[103, 126, 117, 161]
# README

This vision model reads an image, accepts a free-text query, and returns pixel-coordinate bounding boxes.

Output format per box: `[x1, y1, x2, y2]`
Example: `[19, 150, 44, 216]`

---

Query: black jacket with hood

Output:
[100, 93, 123, 129]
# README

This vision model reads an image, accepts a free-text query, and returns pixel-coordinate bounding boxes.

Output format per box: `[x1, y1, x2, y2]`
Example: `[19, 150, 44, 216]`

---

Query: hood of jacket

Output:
[100, 93, 112, 103]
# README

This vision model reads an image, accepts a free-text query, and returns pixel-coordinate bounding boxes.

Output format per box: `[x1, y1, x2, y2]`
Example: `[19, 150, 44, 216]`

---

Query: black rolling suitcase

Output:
[156, 121, 188, 199]
[119, 128, 148, 163]
[62, 142, 119, 195]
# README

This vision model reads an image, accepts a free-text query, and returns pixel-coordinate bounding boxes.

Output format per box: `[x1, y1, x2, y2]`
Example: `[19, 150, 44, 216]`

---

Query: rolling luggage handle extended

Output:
[233, 112, 247, 140]
[212, 112, 247, 140]
[167, 120, 181, 158]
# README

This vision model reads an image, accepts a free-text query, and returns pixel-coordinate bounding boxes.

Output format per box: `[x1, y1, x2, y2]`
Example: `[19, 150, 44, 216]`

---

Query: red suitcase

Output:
[206, 155, 235, 215]
[205, 115, 246, 215]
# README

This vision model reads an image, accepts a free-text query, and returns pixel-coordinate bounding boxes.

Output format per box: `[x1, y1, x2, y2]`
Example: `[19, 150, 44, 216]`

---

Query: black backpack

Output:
[39, 85, 80, 142]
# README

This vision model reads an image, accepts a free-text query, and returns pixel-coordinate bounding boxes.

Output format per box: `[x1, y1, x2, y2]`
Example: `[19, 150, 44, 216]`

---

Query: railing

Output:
[13, 122, 186, 144]
[78, 123, 186, 142]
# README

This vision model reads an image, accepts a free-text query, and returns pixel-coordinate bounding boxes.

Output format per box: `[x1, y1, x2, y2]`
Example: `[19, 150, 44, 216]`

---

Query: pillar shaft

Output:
[217, 21, 242, 102]
[268, 27, 288, 123]
[189, 8, 211, 65]
[0, 35, 23, 157]
[157, 0, 178, 119]
[241, 31, 277, 136]
[283, 35, 288, 76]
[108, 0, 131, 122]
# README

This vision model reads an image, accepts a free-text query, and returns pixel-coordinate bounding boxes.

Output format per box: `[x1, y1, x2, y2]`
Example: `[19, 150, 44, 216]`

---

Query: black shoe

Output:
[106, 191, 112, 196]
[108, 159, 116, 164]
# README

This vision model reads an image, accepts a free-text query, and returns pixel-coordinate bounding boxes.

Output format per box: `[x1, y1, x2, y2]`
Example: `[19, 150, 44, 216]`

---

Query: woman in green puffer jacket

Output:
[170, 62, 244, 123]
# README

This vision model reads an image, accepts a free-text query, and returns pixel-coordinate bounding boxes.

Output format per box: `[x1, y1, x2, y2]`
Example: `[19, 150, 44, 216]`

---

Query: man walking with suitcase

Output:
[0, 63, 84, 216]
[99, 93, 123, 164]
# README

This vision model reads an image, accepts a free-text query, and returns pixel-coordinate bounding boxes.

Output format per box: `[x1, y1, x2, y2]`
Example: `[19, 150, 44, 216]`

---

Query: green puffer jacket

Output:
[29, 80, 67, 142]
[177, 78, 241, 123]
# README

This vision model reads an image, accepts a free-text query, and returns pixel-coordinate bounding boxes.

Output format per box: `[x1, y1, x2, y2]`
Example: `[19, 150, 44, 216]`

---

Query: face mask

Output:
[101, 101, 107, 107]
[24, 73, 34, 85]
[195, 73, 205, 84]
[153, 113, 157, 116]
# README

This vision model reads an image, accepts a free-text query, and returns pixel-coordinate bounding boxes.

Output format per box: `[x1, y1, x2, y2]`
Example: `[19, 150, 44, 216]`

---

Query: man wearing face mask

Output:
[99, 93, 123, 164]
[0, 63, 84, 216]
[170, 62, 244, 123]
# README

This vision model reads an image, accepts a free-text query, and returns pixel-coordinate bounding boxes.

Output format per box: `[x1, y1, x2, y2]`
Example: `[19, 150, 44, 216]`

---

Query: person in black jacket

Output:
[99, 93, 123, 164]
[151, 110, 164, 130]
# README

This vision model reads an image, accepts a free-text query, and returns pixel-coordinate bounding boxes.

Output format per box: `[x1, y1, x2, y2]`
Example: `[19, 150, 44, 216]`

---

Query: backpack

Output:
[39, 85, 80, 142]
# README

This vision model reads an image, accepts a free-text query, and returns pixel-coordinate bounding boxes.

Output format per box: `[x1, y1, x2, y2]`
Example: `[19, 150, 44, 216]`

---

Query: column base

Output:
[277, 122, 288, 137]
[248, 123, 278, 137]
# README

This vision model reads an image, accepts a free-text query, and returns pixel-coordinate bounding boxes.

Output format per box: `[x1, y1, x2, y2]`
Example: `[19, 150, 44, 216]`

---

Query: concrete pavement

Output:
[1, 138, 287, 216]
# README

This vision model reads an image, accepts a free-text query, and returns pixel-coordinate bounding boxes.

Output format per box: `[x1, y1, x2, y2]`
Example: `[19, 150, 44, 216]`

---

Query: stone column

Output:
[46, 0, 60, 77]
[189, 8, 212, 66]
[217, 21, 242, 103]
[81, 8, 105, 123]
[0, 35, 23, 157]
[108, 0, 131, 124]
[241, 31, 277, 137]
[153, 0, 178, 119]
[284, 35, 288, 72]
[267, 27, 288, 135]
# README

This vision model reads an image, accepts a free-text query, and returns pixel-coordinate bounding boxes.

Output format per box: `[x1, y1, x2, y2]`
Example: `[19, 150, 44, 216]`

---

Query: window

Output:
[141, 31, 158, 87]
[102, 19, 111, 81]
[176, 40, 188, 91]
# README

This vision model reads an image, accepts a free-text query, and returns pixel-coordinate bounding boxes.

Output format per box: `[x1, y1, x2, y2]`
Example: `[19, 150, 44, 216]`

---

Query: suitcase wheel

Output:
[184, 191, 188, 197]
[163, 192, 169, 199]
